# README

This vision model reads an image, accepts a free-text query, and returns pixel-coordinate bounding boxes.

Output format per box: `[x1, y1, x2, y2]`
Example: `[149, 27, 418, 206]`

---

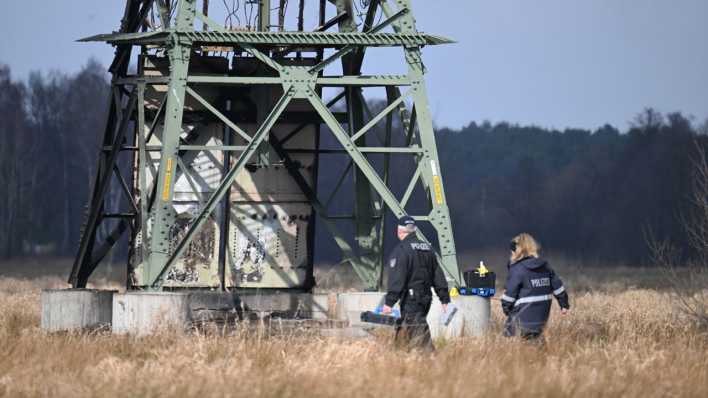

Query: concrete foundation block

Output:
[427, 295, 490, 339]
[297, 293, 331, 320]
[335, 291, 490, 337]
[187, 291, 240, 324]
[43, 288, 489, 337]
[185, 291, 331, 321]
[336, 292, 386, 326]
[41, 289, 115, 332]
[112, 292, 191, 335]
[237, 292, 331, 319]
[188, 291, 238, 312]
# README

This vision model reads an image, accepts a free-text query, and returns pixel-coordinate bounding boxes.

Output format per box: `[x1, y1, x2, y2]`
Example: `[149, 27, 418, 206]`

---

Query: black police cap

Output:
[398, 216, 416, 228]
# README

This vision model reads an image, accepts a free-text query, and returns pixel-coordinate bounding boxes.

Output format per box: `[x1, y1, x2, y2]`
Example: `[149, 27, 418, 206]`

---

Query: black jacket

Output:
[385, 235, 450, 311]
[501, 257, 569, 333]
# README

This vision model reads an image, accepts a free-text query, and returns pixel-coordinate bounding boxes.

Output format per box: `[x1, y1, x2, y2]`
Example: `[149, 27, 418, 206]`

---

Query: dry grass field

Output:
[1, 262, 707, 397]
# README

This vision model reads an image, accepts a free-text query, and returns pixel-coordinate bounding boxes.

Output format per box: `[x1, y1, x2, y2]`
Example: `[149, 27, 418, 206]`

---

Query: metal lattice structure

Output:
[69, 0, 462, 291]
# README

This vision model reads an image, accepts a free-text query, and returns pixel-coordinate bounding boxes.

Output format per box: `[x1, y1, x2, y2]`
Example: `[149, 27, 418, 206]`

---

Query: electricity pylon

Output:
[68, 0, 462, 292]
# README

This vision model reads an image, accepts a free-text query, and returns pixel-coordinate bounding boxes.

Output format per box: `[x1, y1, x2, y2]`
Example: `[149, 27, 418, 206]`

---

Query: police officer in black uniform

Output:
[382, 216, 451, 351]
[501, 233, 570, 340]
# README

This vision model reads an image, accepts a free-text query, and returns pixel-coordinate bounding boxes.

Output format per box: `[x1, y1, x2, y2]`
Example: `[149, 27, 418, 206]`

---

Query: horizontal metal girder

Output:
[79, 30, 167, 44]
[284, 147, 423, 154]
[79, 30, 453, 48]
[178, 145, 247, 151]
[318, 75, 410, 86]
[116, 75, 411, 87]
[185, 31, 453, 47]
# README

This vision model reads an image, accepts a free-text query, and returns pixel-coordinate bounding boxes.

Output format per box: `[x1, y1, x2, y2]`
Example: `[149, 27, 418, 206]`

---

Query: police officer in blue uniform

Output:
[501, 233, 570, 340]
[382, 216, 450, 351]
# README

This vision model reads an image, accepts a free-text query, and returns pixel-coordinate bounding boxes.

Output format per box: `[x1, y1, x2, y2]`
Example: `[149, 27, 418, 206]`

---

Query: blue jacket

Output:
[501, 257, 569, 333]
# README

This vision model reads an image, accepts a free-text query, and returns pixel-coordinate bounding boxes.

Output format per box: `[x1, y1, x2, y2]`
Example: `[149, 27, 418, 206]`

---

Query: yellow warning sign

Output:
[432, 175, 443, 205]
[161, 158, 173, 202]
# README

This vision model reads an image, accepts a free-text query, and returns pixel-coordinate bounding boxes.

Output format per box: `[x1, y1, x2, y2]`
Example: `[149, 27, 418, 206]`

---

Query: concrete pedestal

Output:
[41, 288, 490, 338]
[110, 291, 333, 334]
[112, 292, 191, 335]
[41, 289, 115, 332]
[334, 291, 490, 338]
[427, 295, 490, 339]
[237, 292, 332, 320]
[336, 292, 386, 326]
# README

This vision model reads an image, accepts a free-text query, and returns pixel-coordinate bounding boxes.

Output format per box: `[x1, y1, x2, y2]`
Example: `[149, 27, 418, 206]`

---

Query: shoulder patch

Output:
[410, 242, 431, 251]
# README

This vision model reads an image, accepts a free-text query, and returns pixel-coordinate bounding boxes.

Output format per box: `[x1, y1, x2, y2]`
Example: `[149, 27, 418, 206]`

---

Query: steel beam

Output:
[218, 99, 232, 291]
[398, 0, 462, 285]
[324, 160, 353, 209]
[318, 75, 410, 86]
[336, 0, 380, 291]
[69, 92, 138, 287]
[350, 89, 411, 142]
[310, 7, 412, 74]
[114, 164, 140, 215]
[80, 30, 452, 48]
[400, 163, 422, 209]
[378, 83, 395, 288]
[308, 95, 406, 222]
[109, 0, 155, 74]
[144, 0, 197, 285]
[183, 75, 411, 86]
[136, 82, 149, 262]
[280, 91, 346, 145]
[184, 86, 252, 141]
[283, 147, 422, 154]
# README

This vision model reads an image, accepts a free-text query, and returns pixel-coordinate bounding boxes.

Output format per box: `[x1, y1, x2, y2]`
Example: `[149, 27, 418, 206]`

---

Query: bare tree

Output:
[650, 141, 708, 326]
[699, 118, 708, 136]
[0, 65, 30, 258]
[631, 107, 665, 131]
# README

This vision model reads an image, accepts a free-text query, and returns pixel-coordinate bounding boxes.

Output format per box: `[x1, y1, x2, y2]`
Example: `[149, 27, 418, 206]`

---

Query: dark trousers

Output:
[395, 299, 434, 352]
[504, 316, 545, 342]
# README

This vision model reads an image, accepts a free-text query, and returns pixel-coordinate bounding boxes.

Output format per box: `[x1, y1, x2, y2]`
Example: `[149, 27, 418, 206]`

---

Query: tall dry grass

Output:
[0, 272, 707, 397]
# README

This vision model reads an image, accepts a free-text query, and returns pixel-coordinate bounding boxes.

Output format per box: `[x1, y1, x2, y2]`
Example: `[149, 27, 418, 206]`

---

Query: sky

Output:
[0, 0, 706, 131]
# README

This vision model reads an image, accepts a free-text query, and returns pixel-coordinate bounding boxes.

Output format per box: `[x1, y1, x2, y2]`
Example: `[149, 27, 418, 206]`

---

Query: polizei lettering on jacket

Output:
[530, 277, 551, 288]
[410, 243, 431, 251]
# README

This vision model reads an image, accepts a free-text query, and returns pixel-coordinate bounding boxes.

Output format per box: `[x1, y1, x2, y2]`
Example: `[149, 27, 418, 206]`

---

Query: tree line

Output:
[0, 61, 705, 265]
[435, 112, 707, 264]
[0, 61, 109, 259]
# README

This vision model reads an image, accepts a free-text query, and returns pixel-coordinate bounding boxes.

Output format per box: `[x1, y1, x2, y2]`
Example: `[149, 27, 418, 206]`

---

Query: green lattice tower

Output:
[68, 0, 463, 291]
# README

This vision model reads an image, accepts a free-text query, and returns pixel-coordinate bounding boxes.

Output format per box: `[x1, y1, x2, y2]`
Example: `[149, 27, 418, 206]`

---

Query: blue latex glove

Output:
[375, 306, 401, 318]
